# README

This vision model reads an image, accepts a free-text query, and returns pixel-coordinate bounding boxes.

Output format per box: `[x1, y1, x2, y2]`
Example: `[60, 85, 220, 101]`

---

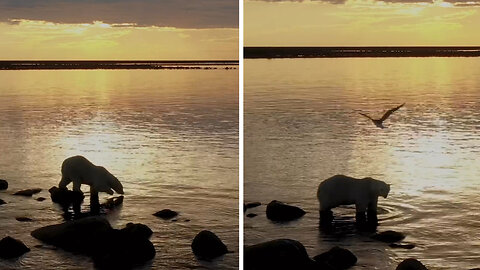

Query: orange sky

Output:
[245, 0, 480, 46]
[0, 1, 238, 60]
[0, 20, 238, 60]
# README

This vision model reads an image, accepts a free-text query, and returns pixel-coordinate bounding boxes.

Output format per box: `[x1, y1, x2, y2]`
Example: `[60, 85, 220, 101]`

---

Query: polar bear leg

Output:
[90, 186, 100, 213]
[367, 198, 378, 224]
[58, 175, 71, 189]
[355, 202, 368, 224]
[72, 180, 82, 192]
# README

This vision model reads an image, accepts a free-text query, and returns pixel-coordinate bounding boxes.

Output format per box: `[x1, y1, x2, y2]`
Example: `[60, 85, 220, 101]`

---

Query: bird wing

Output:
[359, 112, 373, 120]
[380, 103, 405, 121]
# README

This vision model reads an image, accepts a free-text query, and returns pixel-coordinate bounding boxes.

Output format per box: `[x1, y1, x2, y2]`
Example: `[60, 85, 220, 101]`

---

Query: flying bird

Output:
[359, 103, 405, 129]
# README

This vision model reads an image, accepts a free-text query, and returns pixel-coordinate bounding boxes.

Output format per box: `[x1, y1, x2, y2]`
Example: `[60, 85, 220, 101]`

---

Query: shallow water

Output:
[0, 69, 238, 269]
[244, 58, 480, 269]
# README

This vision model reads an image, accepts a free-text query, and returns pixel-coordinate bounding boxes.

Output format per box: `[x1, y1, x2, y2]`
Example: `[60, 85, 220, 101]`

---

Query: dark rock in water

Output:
[14, 188, 42, 196]
[396, 258, 428, 270]
[247, 213, 257, 218]
[102, 196, 123, 209]
[31, 216, 155, 269]
[0, 236, 30, 259]
[266, 200, 305, 222]
[313, 246, 357, 270]
[16, 217, 33, 222]
[244, 239, 315, 270]
[372, 230, 406, 243]
[0, 179, 8, 190]
[0, 198, 6, 205]
[191, 230, 228, 260]
[153, 209, 178, 219]
[95, 228, 155, 269]
[120, 223, 153, 239]
[389, 243, 415, 249]
[49, 186, 84, 206]
[36, 197, 46, 202]
[245, 202, 261, 209]
[34, 244, 58, 250]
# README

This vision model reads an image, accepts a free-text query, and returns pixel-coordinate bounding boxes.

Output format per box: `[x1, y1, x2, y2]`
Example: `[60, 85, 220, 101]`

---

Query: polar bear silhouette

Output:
[59, 156, 124, 208]
[317, 175, 390, 225]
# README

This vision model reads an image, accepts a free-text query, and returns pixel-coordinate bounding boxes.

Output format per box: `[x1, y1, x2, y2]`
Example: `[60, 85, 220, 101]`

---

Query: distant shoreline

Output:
[244, 47, 480, 59]
[0, 60, 239, 70]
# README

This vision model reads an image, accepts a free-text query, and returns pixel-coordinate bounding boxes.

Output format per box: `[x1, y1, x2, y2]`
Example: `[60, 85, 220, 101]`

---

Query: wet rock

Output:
[16, 217, 33, 222]
[244, 239, 315, 270]
[372, 230, 406, 243]
[313, 246, 357, 270]
[247, 213, 257, 218]
[36, 197, 46, 202]
[266, 200, 305, 222]
[0, 236, 30, 259]
[396, 258, 428, 270]
[102, 196, 123, 209]
[14, 188, 42, 196]
[153, 209, 178, 219]
[389, 243, 415, 249]
[0, 179, 8, 190]
[49, 186, 84, 206]
[34, 244, 58, 250]
[191, 230, 228, 260]
[120, 223, 153, 239]
[31, 216, 155, 269]
[0, 198, 6, 205]
[245, 202, 261, 209]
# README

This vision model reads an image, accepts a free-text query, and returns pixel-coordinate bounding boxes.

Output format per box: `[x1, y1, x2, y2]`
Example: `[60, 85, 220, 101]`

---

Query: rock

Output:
[14, 188, 42, 196]
[0, 179, 8, 190]
[36, 197, 46, 202]
[389, 243, 415, 249]
[16, 217, 33, 222]
[95, 229, 155, 269]
[0, 236, 30, 259]
[31, 216, 155, 269]
[102, 196, 123, 209]
[0, 198, 5, 205]
[372, 230, 406, 243]
[313, 246, 357, 270]
[244, 239, 315, 270]
[191, 230, 228, 260]
[396, 258, 428, 270]
[247, 213, 257, 218]
[153, 209, 178, 219]
[266, 200, 305, 222]
[49, 186, 84, 206]
[245, 202, 261, 209]
[120, 223, 153, 239]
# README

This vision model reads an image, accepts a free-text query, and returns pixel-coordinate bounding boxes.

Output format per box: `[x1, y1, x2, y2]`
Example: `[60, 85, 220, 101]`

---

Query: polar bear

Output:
[59, 155, 124, 198]
[317, 175, 389, 224]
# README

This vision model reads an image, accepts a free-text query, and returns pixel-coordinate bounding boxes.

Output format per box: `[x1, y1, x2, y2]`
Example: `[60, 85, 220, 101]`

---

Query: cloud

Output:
[0, 0, 238, 29]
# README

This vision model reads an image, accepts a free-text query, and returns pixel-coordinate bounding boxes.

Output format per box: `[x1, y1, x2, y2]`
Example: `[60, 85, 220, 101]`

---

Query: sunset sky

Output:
[245, 0, 480, 46]
[0, 0, 238, 60]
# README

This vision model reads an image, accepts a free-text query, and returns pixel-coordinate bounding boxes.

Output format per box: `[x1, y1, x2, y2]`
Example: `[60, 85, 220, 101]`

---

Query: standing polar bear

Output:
[59, 156, 124, 201]
[317, 175, 390, 224]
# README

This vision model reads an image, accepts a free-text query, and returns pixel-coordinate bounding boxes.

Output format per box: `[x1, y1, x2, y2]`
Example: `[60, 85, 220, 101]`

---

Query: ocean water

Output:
[0, 68, 238, 269]
[244, 58, 480, 269]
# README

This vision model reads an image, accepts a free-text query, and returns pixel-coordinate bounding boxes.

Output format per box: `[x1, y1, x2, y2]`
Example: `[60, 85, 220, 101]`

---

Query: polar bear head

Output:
[94, 166, 124, 195]
[365, 177, 390, 198]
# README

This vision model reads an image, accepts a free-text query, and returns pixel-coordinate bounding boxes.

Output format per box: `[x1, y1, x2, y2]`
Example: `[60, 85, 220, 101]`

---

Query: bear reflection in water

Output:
[317, 175, 390, 230]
